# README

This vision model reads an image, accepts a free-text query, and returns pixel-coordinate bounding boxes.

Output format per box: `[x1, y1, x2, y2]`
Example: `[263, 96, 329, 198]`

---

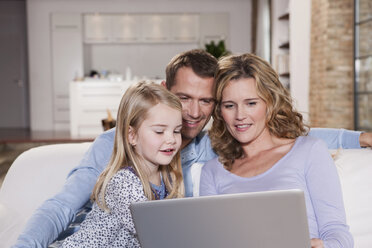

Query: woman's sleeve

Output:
[305, 139, 354, 248]
[199, 159, 219, 196]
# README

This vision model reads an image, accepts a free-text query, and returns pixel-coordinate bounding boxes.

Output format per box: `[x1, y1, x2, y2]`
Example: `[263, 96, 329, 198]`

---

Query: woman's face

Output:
[220, 78, 267, 145]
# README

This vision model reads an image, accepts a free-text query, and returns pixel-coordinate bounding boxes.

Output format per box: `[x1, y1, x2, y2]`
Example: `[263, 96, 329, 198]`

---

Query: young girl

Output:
[62, 81, 184, 247]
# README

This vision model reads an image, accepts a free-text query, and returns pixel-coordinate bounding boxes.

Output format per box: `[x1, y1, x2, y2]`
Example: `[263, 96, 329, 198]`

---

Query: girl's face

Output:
[220, 78, 268, 145]
[130, 103, 182, 170]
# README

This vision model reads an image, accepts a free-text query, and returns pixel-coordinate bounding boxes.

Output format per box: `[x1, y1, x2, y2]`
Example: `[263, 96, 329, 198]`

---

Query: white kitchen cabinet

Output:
[51, 13, 83, 130]
[69, 81, 133, 137]
[171, 14, 199, 42]
[111, 14, 142, 42]
[83, 14, 112, 43]
[141, 14, 171, 42]
[83, 13, 200, 44]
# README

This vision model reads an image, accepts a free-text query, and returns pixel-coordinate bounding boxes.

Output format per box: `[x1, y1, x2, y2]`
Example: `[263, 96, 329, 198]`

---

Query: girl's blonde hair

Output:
[210, 53, 308, 169]
[92, 81, 184, 211]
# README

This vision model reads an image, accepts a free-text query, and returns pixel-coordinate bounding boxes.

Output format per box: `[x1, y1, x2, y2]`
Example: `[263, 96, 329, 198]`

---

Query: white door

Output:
[0, 1, 29, 128]
[51, 13, 83, 130]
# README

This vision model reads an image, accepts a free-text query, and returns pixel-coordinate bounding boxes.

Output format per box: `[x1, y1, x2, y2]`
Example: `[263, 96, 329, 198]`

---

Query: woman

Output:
[199, 53, 353, 248]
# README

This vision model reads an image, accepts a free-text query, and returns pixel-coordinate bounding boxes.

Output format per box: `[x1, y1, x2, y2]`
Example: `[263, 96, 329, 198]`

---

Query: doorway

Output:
[0, 0, 29, 128]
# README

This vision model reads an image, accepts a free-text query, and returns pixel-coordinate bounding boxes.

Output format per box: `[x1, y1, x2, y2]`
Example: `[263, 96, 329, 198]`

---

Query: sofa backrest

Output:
[331, 148, 372, 247]
[0, 142, 91, 247]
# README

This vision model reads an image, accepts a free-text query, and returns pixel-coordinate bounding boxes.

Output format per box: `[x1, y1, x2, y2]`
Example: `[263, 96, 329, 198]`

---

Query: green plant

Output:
[204, 40, 230, 59]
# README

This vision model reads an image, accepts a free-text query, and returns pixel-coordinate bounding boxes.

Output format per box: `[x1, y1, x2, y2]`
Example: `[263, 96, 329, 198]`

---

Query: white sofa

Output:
[0, 143, 91, 248]
[0, 143, 371, 247]
[329, 149, 372, 247]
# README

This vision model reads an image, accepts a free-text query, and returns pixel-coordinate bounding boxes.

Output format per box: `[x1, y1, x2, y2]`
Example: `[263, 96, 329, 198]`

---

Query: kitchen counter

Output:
[69, 80, 133, 137]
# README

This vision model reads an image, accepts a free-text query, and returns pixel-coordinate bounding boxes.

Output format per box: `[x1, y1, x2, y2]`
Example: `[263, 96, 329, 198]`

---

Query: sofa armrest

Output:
[0, 142, 91, 246]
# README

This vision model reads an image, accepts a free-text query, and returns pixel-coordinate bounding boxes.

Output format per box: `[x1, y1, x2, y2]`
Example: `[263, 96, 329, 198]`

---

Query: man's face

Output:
[169, 67, 215, 147]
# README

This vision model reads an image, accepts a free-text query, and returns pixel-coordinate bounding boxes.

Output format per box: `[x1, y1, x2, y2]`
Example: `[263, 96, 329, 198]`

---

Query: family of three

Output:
[14, 49, 371, 247]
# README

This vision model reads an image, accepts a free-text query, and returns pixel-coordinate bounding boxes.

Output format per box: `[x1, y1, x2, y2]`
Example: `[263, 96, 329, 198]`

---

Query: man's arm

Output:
[308, 128, 369, 149]
[12, 129, 115, 247]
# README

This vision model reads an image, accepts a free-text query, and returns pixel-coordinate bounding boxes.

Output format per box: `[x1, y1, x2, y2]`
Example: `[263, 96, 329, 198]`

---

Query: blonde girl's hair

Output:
[92, 81, 184, 212]
[210, 53, 308, 169]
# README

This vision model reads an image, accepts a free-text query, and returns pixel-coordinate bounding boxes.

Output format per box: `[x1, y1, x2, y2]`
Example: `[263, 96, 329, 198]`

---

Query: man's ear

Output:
[161, 80, 167, 89]
[128, 126, 137, 146]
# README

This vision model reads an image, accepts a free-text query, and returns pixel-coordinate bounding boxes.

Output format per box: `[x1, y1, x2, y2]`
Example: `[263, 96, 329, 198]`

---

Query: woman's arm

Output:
[305, 139, 353, 248]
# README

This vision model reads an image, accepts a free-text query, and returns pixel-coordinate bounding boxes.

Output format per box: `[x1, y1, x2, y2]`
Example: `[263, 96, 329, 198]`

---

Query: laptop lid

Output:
[130, 189, 311, 248]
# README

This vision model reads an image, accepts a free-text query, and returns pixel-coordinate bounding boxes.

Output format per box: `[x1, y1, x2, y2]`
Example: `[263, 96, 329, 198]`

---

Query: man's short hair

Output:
[165, 49, 218, 89]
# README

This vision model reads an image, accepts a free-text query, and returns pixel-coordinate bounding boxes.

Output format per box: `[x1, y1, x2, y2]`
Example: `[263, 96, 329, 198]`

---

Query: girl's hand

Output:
[311, 238, 324, 248]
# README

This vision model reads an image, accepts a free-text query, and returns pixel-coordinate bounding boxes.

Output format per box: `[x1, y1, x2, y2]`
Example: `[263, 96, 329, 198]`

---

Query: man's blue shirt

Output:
[13, 127, 362, 247]
[180, 131, 217, 197]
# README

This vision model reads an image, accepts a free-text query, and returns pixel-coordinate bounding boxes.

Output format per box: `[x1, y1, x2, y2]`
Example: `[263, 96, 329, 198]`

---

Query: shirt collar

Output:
[180, 131, 207, 165]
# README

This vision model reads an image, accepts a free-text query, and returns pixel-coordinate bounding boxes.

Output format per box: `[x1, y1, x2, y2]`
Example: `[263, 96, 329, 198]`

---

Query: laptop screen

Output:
[130, 189, 311, 248]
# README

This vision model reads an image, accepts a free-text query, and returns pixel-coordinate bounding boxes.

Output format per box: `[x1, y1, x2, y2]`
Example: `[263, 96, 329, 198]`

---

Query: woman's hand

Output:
[311, 238, 324, 248]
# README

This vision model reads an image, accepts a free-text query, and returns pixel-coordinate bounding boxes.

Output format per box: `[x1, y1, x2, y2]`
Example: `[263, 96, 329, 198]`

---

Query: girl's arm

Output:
[107, 169, 148, 247]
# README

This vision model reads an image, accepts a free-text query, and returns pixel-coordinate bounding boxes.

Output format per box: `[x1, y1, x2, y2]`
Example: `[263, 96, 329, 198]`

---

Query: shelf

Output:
[356, 17, 372, 25]
[356, 54, 372, 60]
[356, 91, 372, 95]
[279, 42, 290, 49]
[279, 73, 290, 78]
[278, 13, 289, 20]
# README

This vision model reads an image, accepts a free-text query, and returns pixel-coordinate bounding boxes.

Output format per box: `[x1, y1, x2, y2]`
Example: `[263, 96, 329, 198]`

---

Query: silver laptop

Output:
[130, 189, 311, 248]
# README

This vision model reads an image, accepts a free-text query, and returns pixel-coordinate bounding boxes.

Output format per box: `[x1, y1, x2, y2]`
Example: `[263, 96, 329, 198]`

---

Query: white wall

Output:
[255, 0, 271, 62]
[84, 41, 198, 80]
[289, 0, 311, 123]
[27, 0, 252, 131]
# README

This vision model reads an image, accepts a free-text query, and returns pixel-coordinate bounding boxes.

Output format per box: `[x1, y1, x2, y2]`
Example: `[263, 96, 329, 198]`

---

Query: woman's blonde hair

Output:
[210, 53, 308, 169]
[92, 81, 184, 211]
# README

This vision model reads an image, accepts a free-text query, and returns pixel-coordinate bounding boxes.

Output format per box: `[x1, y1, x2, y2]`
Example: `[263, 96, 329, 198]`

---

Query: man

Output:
[14, 49, 372, 247]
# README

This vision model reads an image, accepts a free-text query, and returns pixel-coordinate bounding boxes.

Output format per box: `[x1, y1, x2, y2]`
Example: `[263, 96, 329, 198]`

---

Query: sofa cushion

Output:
[331, 148, 372, 247]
